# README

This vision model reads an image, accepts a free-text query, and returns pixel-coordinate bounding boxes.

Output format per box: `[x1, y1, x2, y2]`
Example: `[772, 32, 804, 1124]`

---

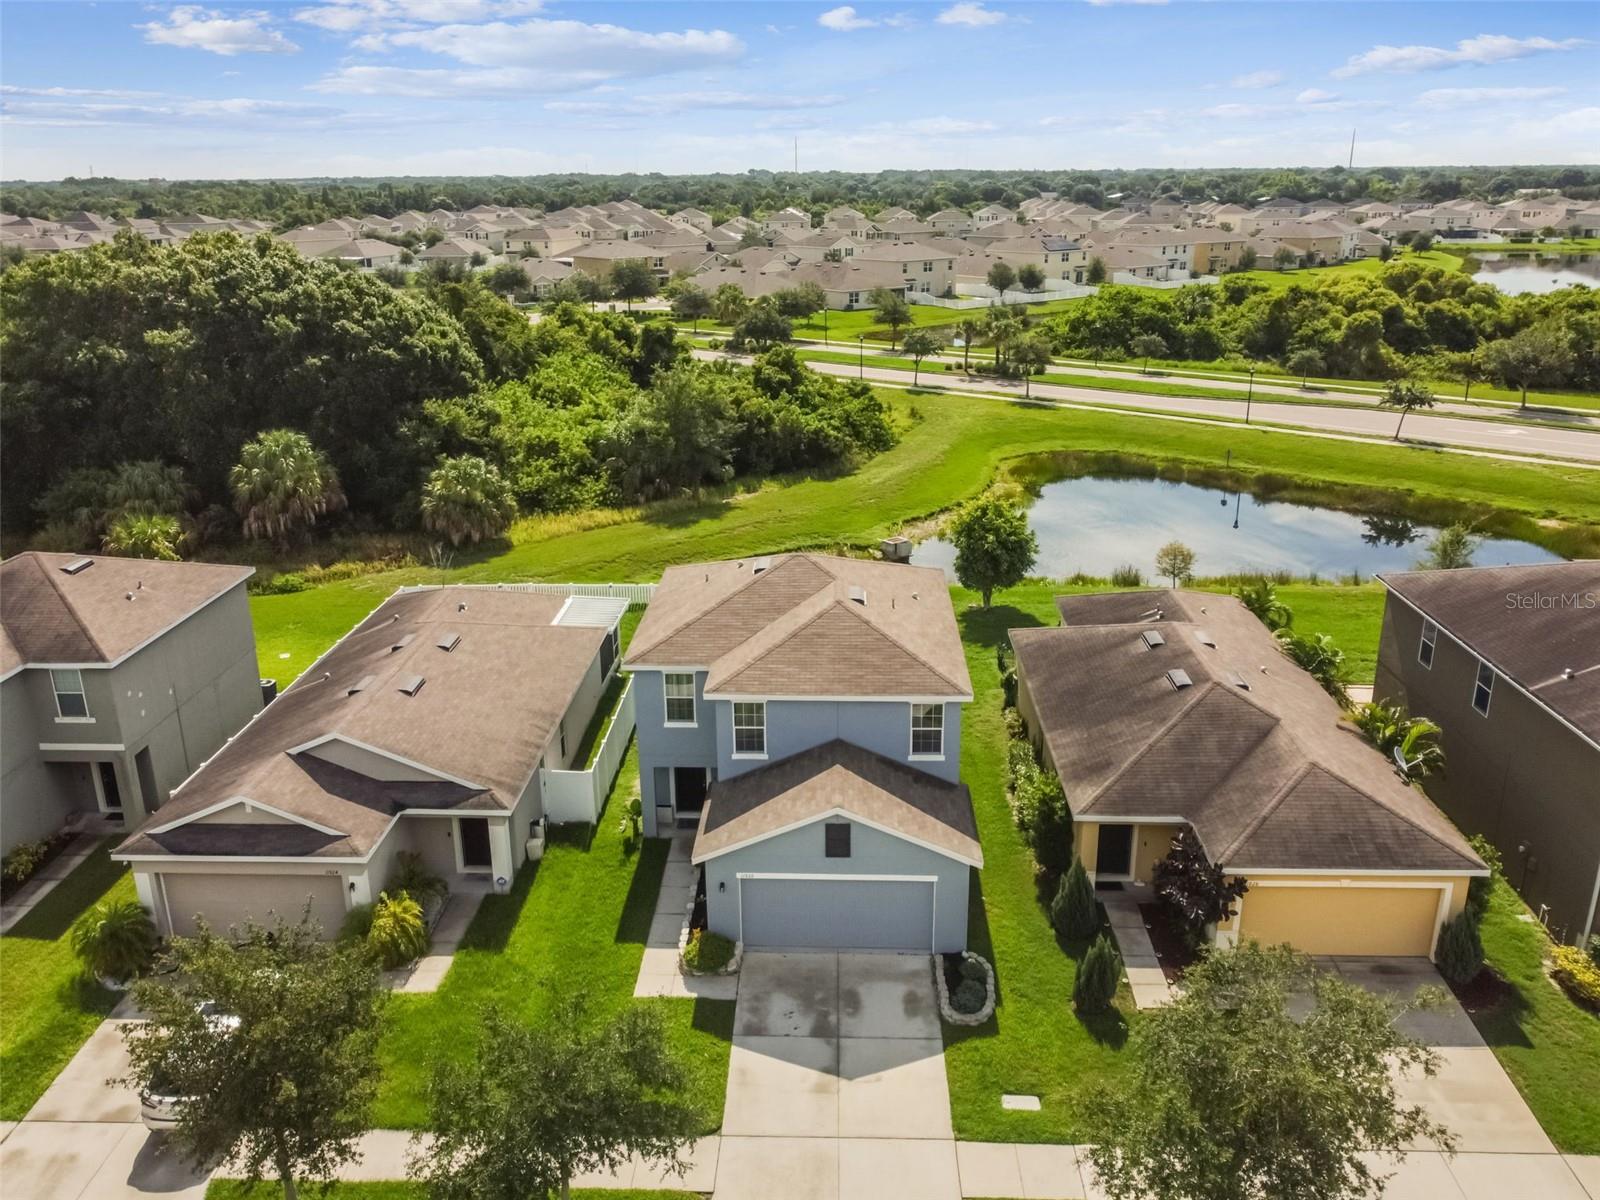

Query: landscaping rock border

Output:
[676, 865, 742, 977]
[936, 950, 996, 1026]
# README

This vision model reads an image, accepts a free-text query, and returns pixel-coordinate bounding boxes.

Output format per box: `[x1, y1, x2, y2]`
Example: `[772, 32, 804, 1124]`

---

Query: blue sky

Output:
[1, 1, 1596, 180]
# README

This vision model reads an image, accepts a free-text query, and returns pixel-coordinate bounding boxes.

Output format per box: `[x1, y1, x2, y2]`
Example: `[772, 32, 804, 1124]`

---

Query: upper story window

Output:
[664, 673, 696, 726]
[51, 668, 90, 720]
[1472, 660, 1495, 716]
[922, 261, 933, 272]
[1418, 620, 1438, 669]
[910, 703, 944, 758]
[825, 822, 852, 858]
[733, 701, 766, 757]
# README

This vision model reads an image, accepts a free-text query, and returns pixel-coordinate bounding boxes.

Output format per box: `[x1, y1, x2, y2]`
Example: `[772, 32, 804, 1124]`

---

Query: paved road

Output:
[694, 349, 1600, 466]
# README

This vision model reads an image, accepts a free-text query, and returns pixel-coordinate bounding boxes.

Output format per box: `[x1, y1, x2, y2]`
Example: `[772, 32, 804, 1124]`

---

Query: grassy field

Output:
[1229, 249, 1464, 291]
[0, 840, 136, 1120]
[248, 388, 1598, 685]
[1469, 876, 1600, 1154]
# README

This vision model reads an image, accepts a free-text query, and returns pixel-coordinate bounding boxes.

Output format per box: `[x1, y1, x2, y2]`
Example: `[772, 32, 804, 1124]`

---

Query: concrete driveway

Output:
[716, 951, 957, 1200]
[0, 1006, 210, 1200]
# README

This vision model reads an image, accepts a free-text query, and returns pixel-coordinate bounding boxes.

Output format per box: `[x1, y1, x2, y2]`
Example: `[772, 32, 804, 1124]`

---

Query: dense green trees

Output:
[1043, 262, 1600, 391]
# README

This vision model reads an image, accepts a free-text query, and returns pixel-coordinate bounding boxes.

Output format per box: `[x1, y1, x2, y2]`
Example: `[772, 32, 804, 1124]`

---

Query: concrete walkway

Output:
[634, 833, 736, 1000]
[1099, 889, 1172, 1009]
[0, 832, 101, 934]
[389, 887, 487, 993]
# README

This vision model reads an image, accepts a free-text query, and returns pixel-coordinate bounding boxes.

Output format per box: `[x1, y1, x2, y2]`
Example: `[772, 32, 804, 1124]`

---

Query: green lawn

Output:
[250, 388, 1600, 683]
[942, 582, 1137, 1143]
[1230, 249, 1464, 291]
[371, 742, 733, 1131]
[0, 840, 136, 1119]
[1469, 876, 1600, 1153]
[208, 1183, 692, 1199]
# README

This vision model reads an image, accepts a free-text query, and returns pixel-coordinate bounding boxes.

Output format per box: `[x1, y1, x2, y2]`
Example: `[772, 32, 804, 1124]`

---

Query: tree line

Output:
[0, 232, 893, 554]
[5, 163, 1596, 227]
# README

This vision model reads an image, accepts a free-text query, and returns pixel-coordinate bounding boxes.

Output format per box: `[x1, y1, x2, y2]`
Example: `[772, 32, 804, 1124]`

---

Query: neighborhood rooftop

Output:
[625, 552, 973, 699]
[115, 587, 608, 860]
[0, 551, 252, 679]
[1010, 591, 1485, 874]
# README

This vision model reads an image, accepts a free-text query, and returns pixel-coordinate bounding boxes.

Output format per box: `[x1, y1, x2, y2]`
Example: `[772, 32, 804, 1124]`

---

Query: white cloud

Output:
[293, 0, 542, 33]
[936, 2, 1009, 26]
[818, 6, 875, 31]
[138, 7, 299, 55]
[1296, 88, 1339, 105]
[1200, 102, 1267, 119]
[900, 116, 997, 134]
[545, 91, 845, 117]
[1, 84, 166, 99]
[1084, 0, 1168, 6]
[310, 65, 561, 95]
[1415, 85, 1566, 110]
[1, 94, 342, 127]
[1333, 33, 1586, 78]
[1231, 70, 1283, 89]
[386, 17, 742, 70]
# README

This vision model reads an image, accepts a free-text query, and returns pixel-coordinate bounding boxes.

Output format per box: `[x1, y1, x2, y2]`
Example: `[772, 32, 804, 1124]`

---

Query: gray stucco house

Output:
[2, 552, 260, 853]
[624, 554, 980, 953]
[113, 586, 625, 938]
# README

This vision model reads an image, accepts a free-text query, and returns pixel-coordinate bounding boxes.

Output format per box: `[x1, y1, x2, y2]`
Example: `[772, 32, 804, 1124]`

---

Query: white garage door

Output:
[740, 876, 935, 952]
[159, 873, 348, 939]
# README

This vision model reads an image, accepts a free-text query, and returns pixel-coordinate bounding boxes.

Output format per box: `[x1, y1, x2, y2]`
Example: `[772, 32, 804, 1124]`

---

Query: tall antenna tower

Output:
[1348, 128, 1356, 170]
[794, 137, 799, 174]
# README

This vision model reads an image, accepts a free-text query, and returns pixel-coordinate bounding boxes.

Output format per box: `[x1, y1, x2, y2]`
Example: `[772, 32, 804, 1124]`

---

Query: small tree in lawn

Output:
[1272, 245, 1298, 271]
[871, 287, 911, 348]
[986, 260, 1018, 301]
[1418, 522, 1479, 570]
[1073, 933, 1122, 1015]
[1481, 323, 1573, 409]
[609, 259, 658, 311]
[1130, 333, 1166, 375]
[1286, 347, 1325, 389]
[119, 913, 385, 1200]
[410, 998, 703, 1200]
[948, 493, 1038, 608]
[1016, 262, 1046, 292]
[1151, 830, 1248, 946]
[1154, 540, 1196, 588]
[1085, 943, 1453, 1200]
[1378, 378, 1435, 440]
[1051, 858, 1099, 942]
[1012, 333, 1053, 398]
[900, 327, 944, 386]
[1086, 256, 1107, 284]
[670, 284, 712, 332]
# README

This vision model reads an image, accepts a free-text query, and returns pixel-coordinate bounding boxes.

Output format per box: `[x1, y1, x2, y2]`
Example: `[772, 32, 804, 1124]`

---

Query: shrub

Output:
[368, 890, 428, 969]
[340, 903, 375, 942]
[387, 851, 448, 908]
[1110, 564, 1145, 588]
[1051, 859, 1099, 942]
[252, 571, 310, 595]
[1552, 945, 1600, 1009]
[1002, 706, 1025, 742]
[1073, 932, 1122, 1014]
[71, 900, 159, 984]
[1435, 910, 1484, 985]
[682, 929, 735, 973]
[1466, 834, 1502, 920]
[3, 839, 49, 885]
[1589, 934, 1600, 970]
[952, 978, 987, 1014]
[1022, 768, 1073, 877]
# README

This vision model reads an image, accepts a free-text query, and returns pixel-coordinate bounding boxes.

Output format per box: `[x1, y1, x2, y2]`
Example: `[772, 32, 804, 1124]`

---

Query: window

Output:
[733, 701, 766, 757]
[922, 261, 933, 273]
[910, 703, 944, 757]
[1472, 660, 1495, 716]
[51, 669, 89, 720]
[663, 673, 696, 725]
[825, 822, 851, 858]
[1418, 619, 1438, 669]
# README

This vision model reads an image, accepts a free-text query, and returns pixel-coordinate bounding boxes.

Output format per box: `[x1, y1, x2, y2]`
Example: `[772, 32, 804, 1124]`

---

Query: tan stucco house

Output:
[113, 586, 627, 938]
[1011, 590, 1485, 960]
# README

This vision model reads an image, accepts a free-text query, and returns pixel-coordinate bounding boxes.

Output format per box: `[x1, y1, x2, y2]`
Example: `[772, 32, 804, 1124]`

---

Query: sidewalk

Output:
[1099, 888, 1172, 1009]
[633, 833, 736, 1001]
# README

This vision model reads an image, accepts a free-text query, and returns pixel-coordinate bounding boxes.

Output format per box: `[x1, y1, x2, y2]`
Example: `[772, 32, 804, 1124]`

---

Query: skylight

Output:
[390, 633, 415, 653]
[1141, 630, 1165, 650]
[436, 632, 461, 652]
[1166, 669, 1193, 690]
[60, 557, 94, 574]
[397, 675, 426, 696]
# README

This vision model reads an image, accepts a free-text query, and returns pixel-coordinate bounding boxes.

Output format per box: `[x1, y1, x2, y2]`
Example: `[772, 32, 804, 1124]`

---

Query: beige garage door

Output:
[1237, 885, 1442, 957]
[160, 873, 347, 939]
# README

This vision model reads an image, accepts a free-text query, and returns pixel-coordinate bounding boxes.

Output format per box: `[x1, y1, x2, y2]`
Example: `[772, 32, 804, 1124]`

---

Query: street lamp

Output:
[858, 335, 865, 379]
[1244, 367, 1255, 425]
[822, 306, 829, 346]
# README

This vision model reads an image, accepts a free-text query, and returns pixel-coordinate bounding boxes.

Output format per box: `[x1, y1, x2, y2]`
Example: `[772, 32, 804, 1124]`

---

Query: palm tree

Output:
[103, 512, 182, 561]
[229, 429, 345, 549]
[104, 460, 189, 519]
[956, 318, 981, 372]
[421, 455, 517, 547]
[1234, 578, 1293, 631]
[983, 307, 1022, 374]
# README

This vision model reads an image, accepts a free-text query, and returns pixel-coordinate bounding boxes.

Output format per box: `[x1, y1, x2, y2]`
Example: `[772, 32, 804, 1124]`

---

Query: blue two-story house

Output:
[625, 553, 980, 953]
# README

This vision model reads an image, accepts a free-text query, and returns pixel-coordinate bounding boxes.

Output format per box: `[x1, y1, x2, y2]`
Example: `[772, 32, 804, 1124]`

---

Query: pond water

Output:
[1470, 253, 1600, 295]
[910, 475, 1562, 581]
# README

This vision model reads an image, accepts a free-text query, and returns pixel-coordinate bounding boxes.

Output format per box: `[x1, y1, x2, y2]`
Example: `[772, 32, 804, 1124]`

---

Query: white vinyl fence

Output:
[1111, 272, 1220, 289]
[542, 676, 636, 825]
[950, 282, 1097, 304]
[399, 581, 657, 603]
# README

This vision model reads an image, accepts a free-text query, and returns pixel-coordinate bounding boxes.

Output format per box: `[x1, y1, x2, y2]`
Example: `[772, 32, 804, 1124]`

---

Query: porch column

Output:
[489, 817, 513, 892]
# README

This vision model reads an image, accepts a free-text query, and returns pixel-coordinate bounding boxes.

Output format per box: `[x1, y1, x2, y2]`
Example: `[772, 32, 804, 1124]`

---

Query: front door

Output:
[672, 767, 708, 824]
[1097, 824, 1134, 878]
[94, 762, 123, 817]
[457, 817, 492, 870]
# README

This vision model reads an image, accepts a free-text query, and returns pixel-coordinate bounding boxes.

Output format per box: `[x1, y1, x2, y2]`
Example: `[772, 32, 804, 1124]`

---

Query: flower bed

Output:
[936, 951, 996, 1026]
